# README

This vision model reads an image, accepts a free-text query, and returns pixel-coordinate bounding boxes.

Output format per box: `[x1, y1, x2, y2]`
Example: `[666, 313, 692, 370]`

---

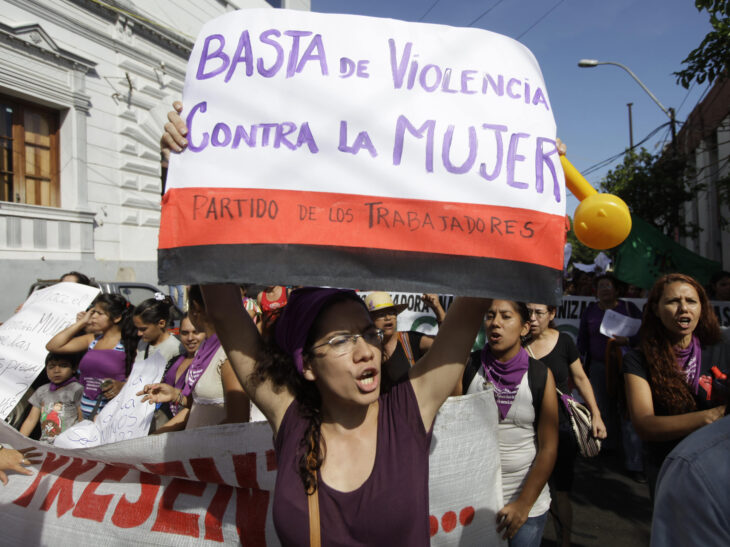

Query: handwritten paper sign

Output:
[0, 283, 99, 420]
[0, 390, 503, 546]
[54, 351, 167, 449]
[599, 309, 642, 339]
[159, 8, 566, 303]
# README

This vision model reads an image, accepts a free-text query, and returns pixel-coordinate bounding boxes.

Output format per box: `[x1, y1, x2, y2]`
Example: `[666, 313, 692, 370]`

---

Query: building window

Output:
[0, 95, 60, 207]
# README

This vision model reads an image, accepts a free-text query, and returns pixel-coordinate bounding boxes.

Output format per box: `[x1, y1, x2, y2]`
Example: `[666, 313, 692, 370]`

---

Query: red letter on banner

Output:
[235, 488, 269, 546]
[151, 477, 207, 537]
[13, 453, 70, 507]
[111, 471, 161, 528]
[73, 464, 130, 522]
[142, 460, 188, 478]
[232, 453, 260, 489]
[190, 458, 233, 542]
[40, 459, 98, 517]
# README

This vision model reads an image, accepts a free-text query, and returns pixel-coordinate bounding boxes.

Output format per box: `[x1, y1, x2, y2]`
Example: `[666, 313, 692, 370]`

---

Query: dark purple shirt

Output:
[273, 380, 432, 546]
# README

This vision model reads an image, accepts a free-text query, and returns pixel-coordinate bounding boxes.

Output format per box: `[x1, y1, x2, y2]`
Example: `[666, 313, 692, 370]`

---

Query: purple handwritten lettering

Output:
[506, 132, 530, 189]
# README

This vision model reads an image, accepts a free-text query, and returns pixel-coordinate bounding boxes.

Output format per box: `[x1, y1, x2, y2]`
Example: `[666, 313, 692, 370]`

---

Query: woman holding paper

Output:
[623, 273, 727, 496]
[576, 274, 640, 448]
[524, 303, 605, 547]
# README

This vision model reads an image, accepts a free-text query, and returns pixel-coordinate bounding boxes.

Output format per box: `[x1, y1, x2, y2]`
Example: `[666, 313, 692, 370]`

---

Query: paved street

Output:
[542, 451, 652, 546]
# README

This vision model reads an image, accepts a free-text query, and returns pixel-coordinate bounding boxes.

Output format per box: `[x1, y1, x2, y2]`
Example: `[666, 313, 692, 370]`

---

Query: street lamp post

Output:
[578, 59, 677, 152]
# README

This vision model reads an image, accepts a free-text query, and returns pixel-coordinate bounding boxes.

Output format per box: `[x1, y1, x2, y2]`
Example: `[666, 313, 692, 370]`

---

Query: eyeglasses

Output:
[310, 328, 384, 356]
[527, 309, 549, 318]
[371, 309, 397, 320]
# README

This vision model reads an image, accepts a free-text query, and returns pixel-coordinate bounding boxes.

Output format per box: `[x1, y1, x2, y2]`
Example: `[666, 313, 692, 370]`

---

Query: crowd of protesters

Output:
[2, 263, 727, 546]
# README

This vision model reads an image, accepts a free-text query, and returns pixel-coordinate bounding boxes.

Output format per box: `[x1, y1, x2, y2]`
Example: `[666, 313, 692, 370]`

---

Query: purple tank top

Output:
[273, 380, 432, 546]
[79, 338, 127, 400]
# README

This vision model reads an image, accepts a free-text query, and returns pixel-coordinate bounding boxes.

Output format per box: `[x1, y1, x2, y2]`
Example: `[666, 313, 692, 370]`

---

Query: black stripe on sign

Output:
[158, 243, 563, 304]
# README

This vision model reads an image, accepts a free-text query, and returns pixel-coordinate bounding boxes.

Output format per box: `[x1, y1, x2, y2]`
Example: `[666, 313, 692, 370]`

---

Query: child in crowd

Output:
[19, 353, 83, 444]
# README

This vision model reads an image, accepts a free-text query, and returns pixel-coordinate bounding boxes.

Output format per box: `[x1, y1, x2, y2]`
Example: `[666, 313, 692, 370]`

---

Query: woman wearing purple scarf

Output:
[462, 300, 558, 546]
[624, 273, 727, 496]
[139, 286, 251, 431]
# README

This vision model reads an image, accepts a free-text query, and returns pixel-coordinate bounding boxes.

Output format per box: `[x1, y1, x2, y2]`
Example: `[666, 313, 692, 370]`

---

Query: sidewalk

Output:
[542, 452, 652, 546]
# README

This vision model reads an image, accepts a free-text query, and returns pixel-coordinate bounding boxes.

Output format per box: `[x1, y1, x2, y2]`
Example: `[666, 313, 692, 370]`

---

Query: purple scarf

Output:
[481, 346, 530, 420]
[181, 334, 221, 398]
[674, 335, 701, 395]
[49, 376, 80, 392]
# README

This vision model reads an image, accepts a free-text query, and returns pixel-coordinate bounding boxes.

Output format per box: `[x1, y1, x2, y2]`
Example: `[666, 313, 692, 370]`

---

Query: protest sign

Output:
[0, 283, 99, 420]
[159, 9, 566, 304]
[55, 351, 167, 449]
[0, 390, 503, 546]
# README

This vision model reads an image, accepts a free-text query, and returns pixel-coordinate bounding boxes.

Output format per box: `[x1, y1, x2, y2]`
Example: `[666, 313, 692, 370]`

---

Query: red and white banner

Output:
[0, 390, 505, 546]
[159, 8, 565, 304]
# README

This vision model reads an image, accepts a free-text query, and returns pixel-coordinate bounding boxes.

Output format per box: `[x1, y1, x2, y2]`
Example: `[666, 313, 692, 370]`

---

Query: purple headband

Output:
[274, 287, 360, 374]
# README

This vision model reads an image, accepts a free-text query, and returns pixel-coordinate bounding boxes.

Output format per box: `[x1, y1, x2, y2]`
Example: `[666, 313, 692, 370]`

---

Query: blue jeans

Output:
[509, 511, 548, 547]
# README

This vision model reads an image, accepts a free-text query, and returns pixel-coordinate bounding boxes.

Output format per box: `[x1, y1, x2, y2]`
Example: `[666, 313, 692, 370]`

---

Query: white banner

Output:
[0, 283, 100, 420]
[0, 390, 503, 546]
[171, 9, 562, 213]
[55, 351, 168, 449]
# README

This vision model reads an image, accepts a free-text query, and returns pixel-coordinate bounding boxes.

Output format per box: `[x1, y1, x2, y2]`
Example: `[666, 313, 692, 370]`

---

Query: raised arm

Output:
[46, 311, 95, 354]
[201, 284, 294, 433]
[624, 373, 725, 441]
[408, 296, 490, 431]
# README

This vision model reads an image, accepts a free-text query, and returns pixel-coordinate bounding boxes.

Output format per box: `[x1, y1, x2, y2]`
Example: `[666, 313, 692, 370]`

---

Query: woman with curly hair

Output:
[191, 285, 488, 545]
[623, 273, 728, 496]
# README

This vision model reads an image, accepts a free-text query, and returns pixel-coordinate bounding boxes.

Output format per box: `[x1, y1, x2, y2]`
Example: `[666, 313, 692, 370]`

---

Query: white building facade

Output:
[0, 0, 310, 319]
[678, 78, 730, 271]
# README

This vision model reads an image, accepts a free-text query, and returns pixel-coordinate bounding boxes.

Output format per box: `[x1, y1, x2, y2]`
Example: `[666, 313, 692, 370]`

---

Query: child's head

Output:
[45, 353, 79, 385]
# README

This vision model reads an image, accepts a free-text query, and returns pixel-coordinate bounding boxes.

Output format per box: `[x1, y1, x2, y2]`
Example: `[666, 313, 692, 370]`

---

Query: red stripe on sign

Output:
[159, 188, 565, 269]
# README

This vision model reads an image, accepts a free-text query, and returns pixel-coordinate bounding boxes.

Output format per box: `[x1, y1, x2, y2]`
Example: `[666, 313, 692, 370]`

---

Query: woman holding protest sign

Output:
[524, 302, 605, 547]
[461, 300, 558, 546]
[623, 273, 728, 496]
[46, 294, 138, 419]
[190, 284, 488, 545]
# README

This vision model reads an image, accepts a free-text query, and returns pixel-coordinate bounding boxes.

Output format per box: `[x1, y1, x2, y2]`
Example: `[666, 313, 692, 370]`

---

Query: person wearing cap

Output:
[364, 291, 446, 388]
[196, 284, 488, 546]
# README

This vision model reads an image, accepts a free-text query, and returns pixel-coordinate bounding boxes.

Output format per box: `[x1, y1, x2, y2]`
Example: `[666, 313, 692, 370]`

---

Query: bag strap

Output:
[398, 331, 416, 367]
[527, 357, 547, 427]
[308, 484, 321, 547]
[462, 351, 481, 394]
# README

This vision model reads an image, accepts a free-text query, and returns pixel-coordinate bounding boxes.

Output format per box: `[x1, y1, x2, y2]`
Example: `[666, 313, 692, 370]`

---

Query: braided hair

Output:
[252, 292, 376, 494]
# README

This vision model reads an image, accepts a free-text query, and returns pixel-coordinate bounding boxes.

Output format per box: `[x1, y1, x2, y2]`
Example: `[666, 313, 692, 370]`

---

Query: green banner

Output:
[613, 216, 721, 289]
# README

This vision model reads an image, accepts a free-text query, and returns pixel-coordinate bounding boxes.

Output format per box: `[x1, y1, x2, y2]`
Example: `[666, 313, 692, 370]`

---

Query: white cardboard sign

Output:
[0, 283, 99, 419]
[55, 351, 168, 449]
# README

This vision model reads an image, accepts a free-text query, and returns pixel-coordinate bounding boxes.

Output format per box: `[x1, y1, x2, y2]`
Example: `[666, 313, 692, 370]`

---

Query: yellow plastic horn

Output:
[561, 155, 632, 250]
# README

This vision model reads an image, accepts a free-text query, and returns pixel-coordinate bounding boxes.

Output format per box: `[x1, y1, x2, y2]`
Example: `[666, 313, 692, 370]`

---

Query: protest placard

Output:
[159, 9, 566, 303]
[54, 351, 167, 449]
[0, 283, 99, 420]
[0, 390, 502, 546]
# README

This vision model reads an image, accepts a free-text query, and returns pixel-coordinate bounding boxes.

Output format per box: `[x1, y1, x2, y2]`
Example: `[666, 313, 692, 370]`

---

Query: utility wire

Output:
[418, 0, 441, 21]
[517, 0, 565, 39]
[467, 0, 507, 27]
